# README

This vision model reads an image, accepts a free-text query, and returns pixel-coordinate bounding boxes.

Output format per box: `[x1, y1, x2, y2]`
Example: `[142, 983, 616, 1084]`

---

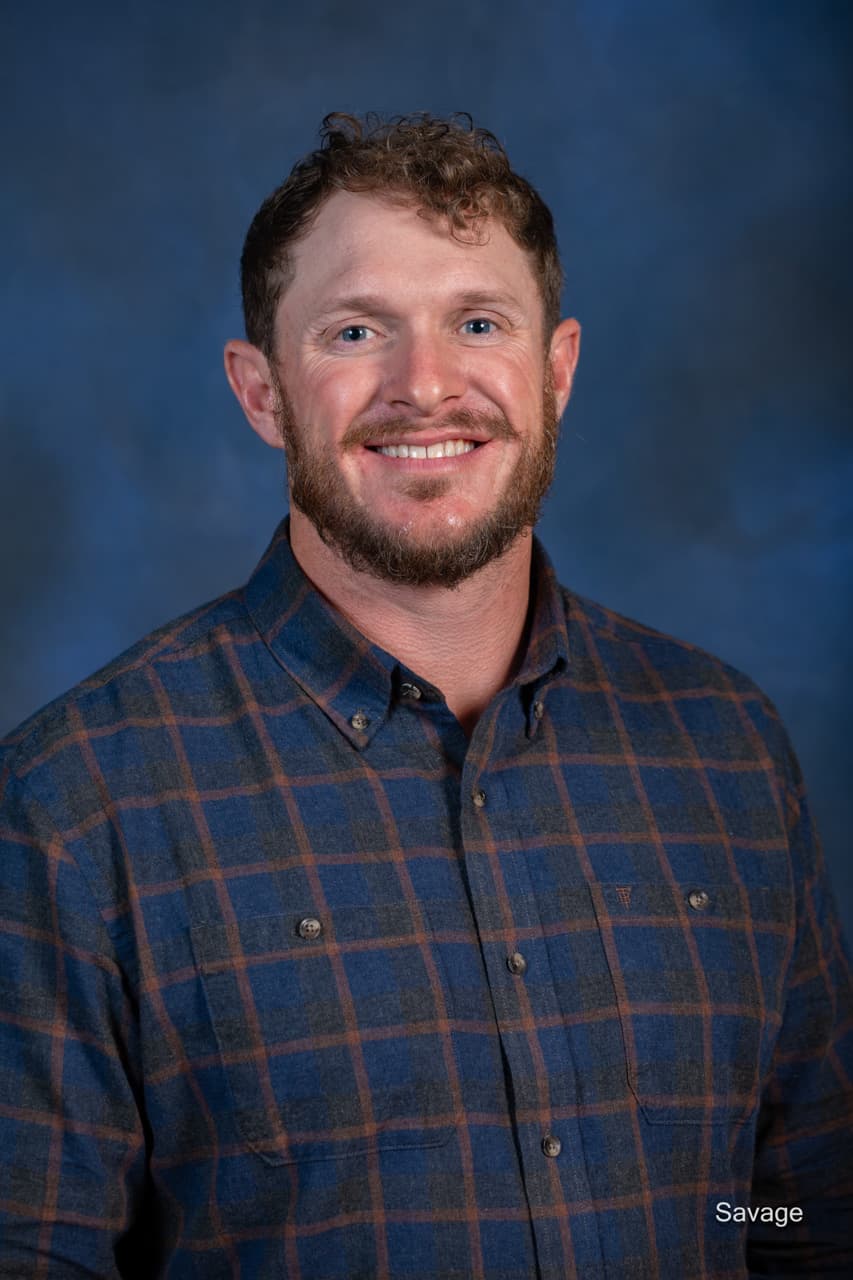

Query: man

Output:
[1, 112, 851, 1279]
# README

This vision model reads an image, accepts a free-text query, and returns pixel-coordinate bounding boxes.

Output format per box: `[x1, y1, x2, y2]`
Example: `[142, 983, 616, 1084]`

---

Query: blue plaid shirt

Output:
[1, 516, 851, 1278]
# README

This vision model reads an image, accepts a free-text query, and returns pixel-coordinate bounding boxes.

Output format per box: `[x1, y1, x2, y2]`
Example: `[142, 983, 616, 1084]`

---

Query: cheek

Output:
[477, 348, 544, 402]
[291, 358, 380, 430]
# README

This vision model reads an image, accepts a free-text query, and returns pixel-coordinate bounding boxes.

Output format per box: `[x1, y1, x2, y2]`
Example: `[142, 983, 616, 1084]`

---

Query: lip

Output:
[363, 430, 494, 449]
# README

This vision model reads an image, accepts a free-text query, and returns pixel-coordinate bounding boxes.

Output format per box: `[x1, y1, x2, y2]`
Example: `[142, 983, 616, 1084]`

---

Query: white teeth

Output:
[376, 438, 478, 459]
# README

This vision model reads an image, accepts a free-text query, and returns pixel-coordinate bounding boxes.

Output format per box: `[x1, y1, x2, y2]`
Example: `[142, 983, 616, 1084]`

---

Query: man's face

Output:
[269, 190, 576, 588]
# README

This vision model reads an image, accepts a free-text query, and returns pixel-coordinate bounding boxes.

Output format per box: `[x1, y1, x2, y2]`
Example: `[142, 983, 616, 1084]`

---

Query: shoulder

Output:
[562, 583, 757, 688]
[1, 586, 251, 782]
[558, 584, 790, 760]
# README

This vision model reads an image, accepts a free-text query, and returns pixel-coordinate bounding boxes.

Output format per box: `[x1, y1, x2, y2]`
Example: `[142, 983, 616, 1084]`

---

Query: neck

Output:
[288, 511, 535, 737]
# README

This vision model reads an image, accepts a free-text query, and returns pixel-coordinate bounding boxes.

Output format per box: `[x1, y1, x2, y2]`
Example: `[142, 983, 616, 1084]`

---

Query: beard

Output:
[271, 363, 560, 589]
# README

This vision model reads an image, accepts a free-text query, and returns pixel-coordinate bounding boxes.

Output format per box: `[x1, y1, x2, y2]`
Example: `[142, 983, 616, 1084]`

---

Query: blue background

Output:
[2, 2, 851, 939]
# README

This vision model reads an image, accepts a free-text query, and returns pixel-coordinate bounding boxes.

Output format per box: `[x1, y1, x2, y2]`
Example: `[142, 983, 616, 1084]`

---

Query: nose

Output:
[382, 329, 467, 417]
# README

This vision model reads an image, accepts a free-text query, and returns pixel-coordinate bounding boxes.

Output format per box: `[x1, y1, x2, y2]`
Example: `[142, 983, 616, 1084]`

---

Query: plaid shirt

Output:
[1, 516, 851, 1279]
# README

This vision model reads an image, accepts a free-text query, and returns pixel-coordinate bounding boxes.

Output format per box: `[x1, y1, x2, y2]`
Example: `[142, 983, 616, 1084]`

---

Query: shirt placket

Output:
[459, 695, 600, 1279]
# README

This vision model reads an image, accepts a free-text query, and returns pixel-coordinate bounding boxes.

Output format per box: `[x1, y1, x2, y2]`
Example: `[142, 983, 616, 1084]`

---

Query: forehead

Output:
[282, 189, 539, 315]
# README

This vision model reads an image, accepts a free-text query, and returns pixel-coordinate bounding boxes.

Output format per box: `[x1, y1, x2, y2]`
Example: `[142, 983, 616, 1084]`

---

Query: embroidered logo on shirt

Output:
[615, 886, 633, 909]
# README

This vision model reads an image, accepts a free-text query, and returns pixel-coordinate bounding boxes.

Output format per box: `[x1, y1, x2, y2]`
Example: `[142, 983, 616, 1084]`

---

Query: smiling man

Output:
[224, 181, 577, 737]
[1, 113, 852, 1279]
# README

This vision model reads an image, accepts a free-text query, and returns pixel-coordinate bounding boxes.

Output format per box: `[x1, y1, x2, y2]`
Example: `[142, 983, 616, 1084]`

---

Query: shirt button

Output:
[532, 700, 545, 720]
[400, 681, 422, 700]
[472, 789, 487, 809]
[298, 917, 323, 941]
[350, 710, 370, 732]
[506, 952, 528, 976]
[542, 1134, 562, 1158]
[687, 889, 710, 911]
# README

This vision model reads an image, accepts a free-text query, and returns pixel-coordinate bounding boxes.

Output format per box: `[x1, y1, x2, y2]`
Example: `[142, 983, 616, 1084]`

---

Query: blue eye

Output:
[338, 325, 372, 342]
[463, 318, 496, 336]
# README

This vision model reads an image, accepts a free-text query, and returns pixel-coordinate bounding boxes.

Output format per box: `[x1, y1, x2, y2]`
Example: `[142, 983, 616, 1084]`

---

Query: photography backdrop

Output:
[3, 1, 851, 941]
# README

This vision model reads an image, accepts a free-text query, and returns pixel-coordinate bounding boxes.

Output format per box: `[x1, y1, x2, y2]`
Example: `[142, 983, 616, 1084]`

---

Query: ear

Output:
[223, 339, 284, 449]
[548, 317, 582, 419]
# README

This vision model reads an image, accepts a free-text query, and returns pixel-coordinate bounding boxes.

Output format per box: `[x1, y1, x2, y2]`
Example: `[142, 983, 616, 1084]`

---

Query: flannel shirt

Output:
[1, 515, 852, 1279]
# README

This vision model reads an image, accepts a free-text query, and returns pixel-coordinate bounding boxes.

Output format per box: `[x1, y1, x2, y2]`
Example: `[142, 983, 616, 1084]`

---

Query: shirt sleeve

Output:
[747, 729, 853, 1275]
[0, 763, 150, 1279]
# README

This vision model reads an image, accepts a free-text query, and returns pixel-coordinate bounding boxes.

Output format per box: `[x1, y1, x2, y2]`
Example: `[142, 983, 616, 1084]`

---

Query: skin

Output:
[225, 190, 581, 736]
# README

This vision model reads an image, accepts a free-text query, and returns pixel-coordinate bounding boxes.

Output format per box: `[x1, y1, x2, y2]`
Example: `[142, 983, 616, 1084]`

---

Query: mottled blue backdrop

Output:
[2, 1, 851, 937]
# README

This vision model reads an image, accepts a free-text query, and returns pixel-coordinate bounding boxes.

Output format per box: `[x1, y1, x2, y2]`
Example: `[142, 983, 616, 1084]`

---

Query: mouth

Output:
[365, 436, 486, 460]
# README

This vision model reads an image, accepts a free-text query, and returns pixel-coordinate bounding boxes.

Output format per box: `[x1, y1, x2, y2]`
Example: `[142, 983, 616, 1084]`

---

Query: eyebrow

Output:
[312, 289, 528, 323]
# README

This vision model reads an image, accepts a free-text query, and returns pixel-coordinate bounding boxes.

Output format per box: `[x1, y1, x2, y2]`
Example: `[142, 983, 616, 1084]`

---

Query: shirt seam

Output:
[3, 763, 129, 978]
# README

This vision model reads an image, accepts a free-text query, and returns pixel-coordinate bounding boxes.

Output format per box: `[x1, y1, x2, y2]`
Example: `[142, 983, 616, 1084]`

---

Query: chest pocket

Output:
[190, 906, 456, 1165]
[589, 880, 794, 1125]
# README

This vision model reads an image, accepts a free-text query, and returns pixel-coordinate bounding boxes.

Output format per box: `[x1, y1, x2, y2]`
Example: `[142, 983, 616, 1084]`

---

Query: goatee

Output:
[272, 364, 560, 589]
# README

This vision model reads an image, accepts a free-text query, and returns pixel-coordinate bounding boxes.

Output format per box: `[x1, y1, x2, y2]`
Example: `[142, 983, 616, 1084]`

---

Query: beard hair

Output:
[272, 363, 560, 589]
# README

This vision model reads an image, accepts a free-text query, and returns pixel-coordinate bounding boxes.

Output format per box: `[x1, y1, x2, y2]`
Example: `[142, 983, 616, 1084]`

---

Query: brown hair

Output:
[240, 111, 564, 358]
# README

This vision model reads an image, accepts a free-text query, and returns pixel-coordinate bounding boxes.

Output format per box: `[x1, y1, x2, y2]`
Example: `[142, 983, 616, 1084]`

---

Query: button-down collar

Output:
[243, 516, 569, 747]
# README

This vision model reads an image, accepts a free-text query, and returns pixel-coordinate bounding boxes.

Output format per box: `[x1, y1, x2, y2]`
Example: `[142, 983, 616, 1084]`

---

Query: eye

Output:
[336, 325, 375, 343]
[461, 317, 498, 337]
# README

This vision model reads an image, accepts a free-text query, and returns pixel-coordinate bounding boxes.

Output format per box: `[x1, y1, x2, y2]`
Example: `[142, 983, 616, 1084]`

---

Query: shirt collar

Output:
[243, 515, 569, 748]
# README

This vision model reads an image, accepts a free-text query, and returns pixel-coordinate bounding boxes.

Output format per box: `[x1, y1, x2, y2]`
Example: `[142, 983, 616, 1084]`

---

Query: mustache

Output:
[342, 407, 519, 449]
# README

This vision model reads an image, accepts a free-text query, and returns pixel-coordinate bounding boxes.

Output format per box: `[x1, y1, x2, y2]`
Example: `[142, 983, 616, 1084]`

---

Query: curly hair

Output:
[240, 111, 564, 358]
